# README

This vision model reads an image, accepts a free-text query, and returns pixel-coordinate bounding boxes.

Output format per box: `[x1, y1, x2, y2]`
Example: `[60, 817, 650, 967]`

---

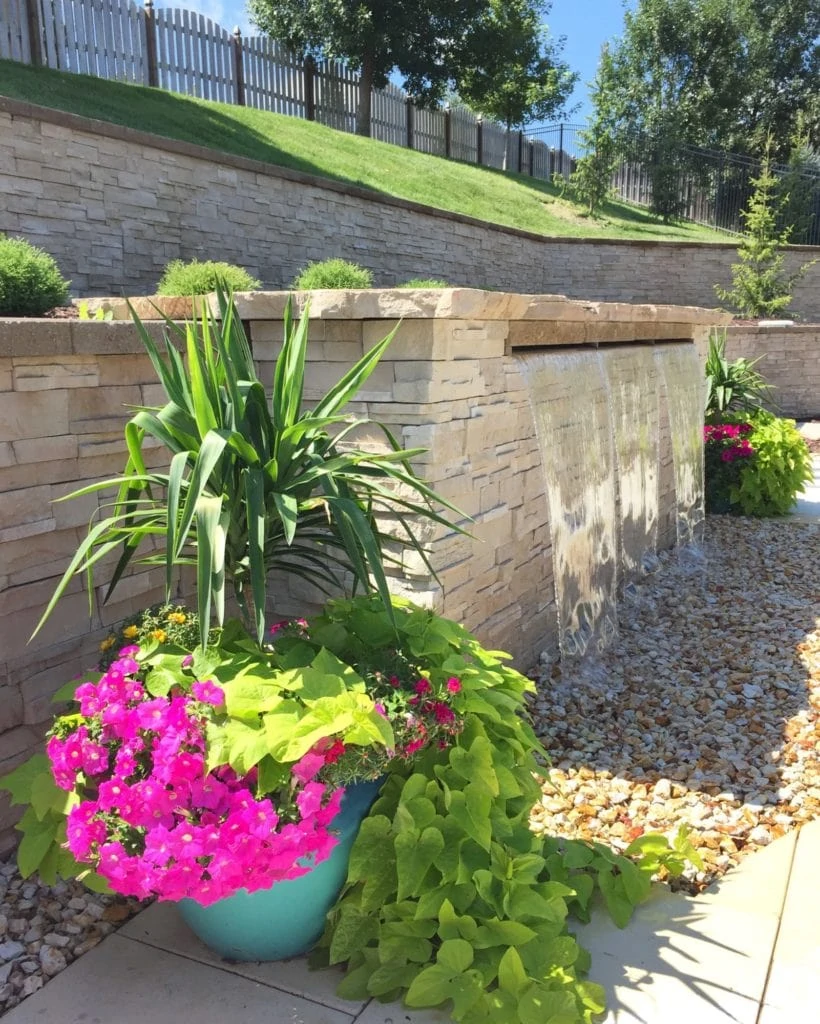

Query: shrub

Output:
[0, 235, 70, 316]
[714, 155, 816, 319]
[705, 328, 773, 422]
[156, 260, 260, 296]
[291, 259, 373, 290]
[705, 411, 813, 516]
[398, 278, 450, 288]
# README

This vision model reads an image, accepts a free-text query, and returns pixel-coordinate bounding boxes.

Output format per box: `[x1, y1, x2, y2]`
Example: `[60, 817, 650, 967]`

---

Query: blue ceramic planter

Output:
[178, 777, 383, 962]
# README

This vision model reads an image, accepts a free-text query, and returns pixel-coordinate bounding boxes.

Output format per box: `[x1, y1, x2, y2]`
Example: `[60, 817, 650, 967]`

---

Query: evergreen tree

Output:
[715, 154, 817, 318]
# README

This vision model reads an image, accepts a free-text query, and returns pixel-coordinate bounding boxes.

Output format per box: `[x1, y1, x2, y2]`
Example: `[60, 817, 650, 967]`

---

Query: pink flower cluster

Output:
[48, 649, 344, 906]
[704, 423, 755, 463]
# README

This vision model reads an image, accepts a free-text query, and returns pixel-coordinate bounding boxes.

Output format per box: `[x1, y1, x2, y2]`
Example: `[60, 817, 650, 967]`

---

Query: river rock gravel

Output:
[0, 863, 141, 1015]
[530, 515, 820, 893]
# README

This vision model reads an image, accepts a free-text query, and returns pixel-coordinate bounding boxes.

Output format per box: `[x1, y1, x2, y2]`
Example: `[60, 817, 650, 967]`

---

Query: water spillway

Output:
[520, 340, 703, 661]
[234, 289, 725, 669]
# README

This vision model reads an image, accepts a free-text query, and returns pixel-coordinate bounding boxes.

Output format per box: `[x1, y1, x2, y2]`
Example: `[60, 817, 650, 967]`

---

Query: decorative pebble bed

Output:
[1, 516, 817, 1012]
[531, 516, 820, 892]
[0, 865, 140, 1014]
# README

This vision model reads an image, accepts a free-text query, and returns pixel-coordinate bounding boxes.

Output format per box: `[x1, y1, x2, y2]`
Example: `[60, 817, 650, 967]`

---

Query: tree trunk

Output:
[356, 50, 375, 137]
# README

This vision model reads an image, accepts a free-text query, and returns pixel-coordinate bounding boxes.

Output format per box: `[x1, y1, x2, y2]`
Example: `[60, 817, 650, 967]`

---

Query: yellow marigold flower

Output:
[99, 636, 115, 652]
[151, 628, 168, 643]
[167, 612, 187, 625]
[123, 625, 140, 639]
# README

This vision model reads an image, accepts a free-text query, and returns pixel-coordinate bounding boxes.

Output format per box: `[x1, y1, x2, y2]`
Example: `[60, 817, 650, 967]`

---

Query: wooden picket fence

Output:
[0, 0, 573, 181]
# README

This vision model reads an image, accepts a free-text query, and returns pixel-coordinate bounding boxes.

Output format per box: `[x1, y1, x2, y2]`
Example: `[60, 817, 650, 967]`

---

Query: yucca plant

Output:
[33, 291, 463, 646]
[705, 328, 774, 422]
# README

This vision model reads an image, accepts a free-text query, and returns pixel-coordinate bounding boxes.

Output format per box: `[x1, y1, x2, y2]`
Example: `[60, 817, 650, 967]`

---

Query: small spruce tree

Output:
[568, 48, 618, 216]
[716, 152, 816, 318]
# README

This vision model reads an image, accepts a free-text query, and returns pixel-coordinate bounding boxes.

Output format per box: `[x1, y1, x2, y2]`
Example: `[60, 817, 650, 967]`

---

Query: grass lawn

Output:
[0, 60, 729, 245]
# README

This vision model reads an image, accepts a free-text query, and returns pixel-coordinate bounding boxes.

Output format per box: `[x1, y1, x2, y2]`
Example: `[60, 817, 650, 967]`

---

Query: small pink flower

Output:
[181, 654, 194, 669]
[291, 751, 325, 784]
[374, 702, 387, 717]
[414, 679, 432, 696]
[433, 702, 455, 724]
[192, 680, 225, 706]
[446, 677, 462, 694]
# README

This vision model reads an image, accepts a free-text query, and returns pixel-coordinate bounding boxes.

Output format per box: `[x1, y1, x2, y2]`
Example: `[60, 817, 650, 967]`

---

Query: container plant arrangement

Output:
[2, 290, 699, 1023]
[2, 288, 465, 959]
[704, 329, 813, 515]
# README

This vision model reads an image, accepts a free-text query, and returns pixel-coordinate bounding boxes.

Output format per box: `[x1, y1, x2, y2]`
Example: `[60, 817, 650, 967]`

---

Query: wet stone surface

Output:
[531, 516, 820, 893]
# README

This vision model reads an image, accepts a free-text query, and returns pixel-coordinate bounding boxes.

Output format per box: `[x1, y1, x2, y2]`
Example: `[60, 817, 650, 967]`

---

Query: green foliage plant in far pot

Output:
[704, 328, 774, 423]
[0, 234, 70, 316]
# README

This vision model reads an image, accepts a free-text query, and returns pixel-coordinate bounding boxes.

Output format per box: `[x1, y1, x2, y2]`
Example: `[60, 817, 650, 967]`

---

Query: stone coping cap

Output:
[219, 289, 731, 325]
[0, 290, 731, 358]
[73, 289, 731, 325]
[0, 318, 166, 358]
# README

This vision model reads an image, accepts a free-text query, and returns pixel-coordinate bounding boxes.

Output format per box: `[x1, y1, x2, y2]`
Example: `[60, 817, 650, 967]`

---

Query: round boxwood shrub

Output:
[291, 259, 373, 290]
[398, 277, 451, 288]
[156, 260, 261, 296]
[0, 235, 70, 316]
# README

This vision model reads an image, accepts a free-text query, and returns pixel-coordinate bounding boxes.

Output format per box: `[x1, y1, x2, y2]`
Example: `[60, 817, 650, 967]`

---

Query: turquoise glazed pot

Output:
[178, 777, 383, 961]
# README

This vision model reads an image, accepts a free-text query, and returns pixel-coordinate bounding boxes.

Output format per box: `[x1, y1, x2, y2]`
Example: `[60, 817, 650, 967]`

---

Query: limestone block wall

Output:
[2, 96, 819, 319]
[0, 319, 185, 849]
[722, 325, 820, 420]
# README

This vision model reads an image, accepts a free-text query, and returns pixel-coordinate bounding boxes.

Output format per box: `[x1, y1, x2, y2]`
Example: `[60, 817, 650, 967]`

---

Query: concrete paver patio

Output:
[4, 821, 818, 1024]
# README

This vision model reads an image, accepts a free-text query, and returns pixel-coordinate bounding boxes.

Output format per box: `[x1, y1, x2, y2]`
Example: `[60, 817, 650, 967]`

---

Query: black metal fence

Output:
[623, 143, 817, 243]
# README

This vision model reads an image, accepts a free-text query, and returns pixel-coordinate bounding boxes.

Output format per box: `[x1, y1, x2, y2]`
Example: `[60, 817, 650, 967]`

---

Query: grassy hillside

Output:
[0, 60, 727, 244]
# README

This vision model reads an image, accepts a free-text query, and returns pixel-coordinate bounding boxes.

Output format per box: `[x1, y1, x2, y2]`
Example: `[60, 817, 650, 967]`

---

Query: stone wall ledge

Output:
[0, 318, 167, 359]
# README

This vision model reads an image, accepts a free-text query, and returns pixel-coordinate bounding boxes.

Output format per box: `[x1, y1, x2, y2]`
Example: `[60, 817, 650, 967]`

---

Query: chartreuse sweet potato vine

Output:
[297, 597, 701, 1024]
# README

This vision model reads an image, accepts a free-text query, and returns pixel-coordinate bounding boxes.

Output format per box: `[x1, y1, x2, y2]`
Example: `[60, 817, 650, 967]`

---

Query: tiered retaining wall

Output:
[2, 96, 819, 318]
[0, 289, 724, 848]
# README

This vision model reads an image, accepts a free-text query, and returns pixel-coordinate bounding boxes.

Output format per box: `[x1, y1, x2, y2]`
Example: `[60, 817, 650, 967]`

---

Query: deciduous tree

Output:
[455, 1, 577, 134]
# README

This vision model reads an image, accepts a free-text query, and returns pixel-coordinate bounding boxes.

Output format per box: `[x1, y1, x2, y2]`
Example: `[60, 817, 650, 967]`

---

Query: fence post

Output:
[303, 54, 316, 121]
[476, 117, 483, 166]
[143, 0, 158, 87]
[528, 140, 534, 177]
[558, 122, 565, 178]
[232, 28, 245, 106]
[444, 105, 452, 159]
[517, 130, 523, 173]
[24, 0, 41, 66]
[405, 97, 414, 150]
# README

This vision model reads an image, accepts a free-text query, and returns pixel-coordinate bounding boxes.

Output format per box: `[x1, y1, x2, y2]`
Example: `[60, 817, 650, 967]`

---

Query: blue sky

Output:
[199, 0, 632, 125]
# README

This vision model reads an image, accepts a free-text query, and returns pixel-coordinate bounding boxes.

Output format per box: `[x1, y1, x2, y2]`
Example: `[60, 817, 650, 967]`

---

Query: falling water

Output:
[656, 344, 706, 549]
[519, 350, 618, 660]
[602, 346, 660, 578]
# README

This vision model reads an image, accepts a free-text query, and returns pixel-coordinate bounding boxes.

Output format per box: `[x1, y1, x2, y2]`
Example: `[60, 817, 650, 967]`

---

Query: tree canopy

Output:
[454, 1, 577, 132]
[248, 0, 577, 136]
[600, 0, 820, 159]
